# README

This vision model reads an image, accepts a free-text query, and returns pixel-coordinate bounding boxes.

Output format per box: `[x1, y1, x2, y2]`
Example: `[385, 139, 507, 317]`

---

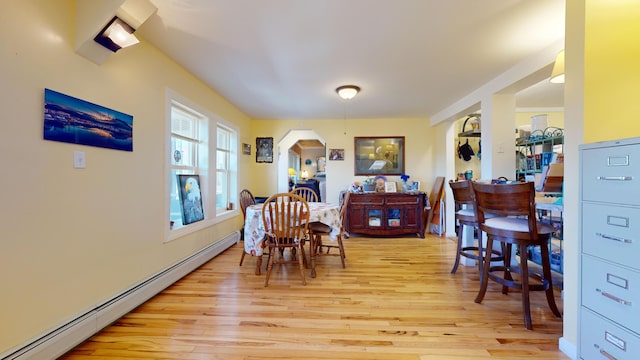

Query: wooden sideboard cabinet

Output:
[345, 192, 427, 238]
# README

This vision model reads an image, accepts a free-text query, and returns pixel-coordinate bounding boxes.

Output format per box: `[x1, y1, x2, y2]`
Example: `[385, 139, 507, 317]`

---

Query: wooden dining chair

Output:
[308, 191, 350, 275]
[448, 180, 502, 276]
[238, 189, 257, 266]
[262, 192, 311, 287]
[470, 181, 561, 330]
[291, 187, 319, 203]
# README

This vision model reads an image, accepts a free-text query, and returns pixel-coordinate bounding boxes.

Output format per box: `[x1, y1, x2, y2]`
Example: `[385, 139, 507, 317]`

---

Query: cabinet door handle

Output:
[597, 289, 632, 306]
[596, 176, 633, 181]
[599, 349, 618, 360]
[596, 233, 633, 244]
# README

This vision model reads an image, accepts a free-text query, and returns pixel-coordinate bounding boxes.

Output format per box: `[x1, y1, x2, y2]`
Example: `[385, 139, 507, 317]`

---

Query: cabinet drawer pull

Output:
[599, 349, 618, 360]
[596, 233, 633, 244]
[597, 289, 632, 306]
[596, 176, 633, 181]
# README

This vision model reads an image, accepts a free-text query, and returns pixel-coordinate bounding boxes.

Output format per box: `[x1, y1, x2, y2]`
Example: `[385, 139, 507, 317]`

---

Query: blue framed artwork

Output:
[43, 88, 133, 151]
[177, 175, 204, 225]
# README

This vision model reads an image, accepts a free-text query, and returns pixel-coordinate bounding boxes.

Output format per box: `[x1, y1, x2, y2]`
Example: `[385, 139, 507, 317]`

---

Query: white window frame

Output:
[164, 88, 238, 242]
[215, 124, 238, 214]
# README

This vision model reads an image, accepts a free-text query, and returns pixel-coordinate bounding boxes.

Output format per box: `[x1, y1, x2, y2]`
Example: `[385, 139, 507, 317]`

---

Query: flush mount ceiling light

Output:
[550, 50, 565, 84]
[336, 85, 361, 100]
[94, 16, 140, 53]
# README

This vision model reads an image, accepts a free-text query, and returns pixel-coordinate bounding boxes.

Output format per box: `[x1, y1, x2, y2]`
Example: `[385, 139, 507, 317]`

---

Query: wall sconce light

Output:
[550, 50, 565, 84]
[336, 85, 361, 100]
[94, 16, 139, 52]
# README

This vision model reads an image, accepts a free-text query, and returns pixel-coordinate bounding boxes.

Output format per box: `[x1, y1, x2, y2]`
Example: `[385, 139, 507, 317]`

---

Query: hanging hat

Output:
[459, 139, 475, 161]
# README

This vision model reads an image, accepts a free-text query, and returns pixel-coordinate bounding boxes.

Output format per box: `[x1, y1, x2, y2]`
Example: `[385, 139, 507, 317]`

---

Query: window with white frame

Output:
[216, 125, 233, 213]
[166, 89, 238, 240]
[169, 102, 208, 231]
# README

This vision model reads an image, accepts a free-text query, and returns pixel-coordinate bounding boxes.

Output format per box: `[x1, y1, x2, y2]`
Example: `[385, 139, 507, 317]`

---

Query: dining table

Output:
[243, 201, 341, 276]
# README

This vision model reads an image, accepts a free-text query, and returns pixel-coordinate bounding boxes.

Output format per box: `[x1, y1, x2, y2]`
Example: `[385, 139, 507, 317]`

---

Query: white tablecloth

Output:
[244, 202, 341, 256]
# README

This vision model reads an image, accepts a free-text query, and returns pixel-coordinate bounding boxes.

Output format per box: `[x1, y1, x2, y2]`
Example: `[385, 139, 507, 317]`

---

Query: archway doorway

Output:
[277, 129, 326, 194]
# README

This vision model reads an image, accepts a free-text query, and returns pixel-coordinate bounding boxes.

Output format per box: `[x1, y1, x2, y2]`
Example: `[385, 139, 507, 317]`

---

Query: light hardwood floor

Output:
[61, 235, 569, 360]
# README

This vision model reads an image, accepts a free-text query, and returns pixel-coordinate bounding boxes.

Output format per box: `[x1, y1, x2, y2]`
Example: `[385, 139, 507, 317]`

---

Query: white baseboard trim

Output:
[559, 337, 578, 360]
[1, 231, 240, 360]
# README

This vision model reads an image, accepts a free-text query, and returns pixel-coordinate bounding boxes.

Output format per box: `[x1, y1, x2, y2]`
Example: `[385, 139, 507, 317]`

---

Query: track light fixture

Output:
[94, 16, 140, 53]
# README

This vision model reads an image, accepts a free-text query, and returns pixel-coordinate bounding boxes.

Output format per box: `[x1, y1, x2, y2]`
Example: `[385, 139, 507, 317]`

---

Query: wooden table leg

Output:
[310, 234, 317, 278]
[255, 256, 262, 275]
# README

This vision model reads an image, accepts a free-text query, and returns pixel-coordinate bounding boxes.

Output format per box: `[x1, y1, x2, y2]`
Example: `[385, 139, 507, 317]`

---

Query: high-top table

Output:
[243, 202, 341, 275]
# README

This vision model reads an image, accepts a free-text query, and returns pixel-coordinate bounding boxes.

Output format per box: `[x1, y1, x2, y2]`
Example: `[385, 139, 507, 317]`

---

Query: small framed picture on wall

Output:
[242, 143, 251, 155]
[329, 148, 344, 160]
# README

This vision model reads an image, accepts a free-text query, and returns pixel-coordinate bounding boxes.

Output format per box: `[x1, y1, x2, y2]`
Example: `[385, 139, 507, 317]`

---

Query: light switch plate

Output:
[74, 151, 86, 169]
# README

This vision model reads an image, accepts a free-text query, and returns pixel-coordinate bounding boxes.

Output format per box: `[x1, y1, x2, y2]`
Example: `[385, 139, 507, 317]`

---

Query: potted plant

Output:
[362, 177, 376, 192]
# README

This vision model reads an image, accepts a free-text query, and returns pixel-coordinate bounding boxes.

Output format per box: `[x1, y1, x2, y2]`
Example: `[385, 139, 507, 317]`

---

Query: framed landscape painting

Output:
[43, 88, 133, 151]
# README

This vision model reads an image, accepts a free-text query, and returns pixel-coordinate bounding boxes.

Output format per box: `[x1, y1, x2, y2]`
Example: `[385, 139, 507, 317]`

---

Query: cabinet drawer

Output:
[582, 202, 640, 271]
[581, 143, 640, 206]
[350, 195, 384, 205]
[582, 255, 640, 333]
[386, 195, 422, 205]
[580, 308, 640, 360]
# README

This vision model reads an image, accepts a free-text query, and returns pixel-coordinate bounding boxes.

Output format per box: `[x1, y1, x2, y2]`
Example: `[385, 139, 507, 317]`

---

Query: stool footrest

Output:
[486, 265, 552, 291]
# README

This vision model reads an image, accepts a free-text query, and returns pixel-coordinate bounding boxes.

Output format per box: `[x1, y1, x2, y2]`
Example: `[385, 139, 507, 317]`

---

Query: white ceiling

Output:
[137, 0, 565, 120]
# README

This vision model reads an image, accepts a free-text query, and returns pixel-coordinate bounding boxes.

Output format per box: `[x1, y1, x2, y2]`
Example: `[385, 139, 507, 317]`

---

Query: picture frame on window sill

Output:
[177, 175, 204, 225]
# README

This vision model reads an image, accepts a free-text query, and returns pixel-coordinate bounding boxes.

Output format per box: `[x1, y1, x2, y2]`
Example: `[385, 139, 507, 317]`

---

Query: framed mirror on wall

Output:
[354, 136, 405, 176]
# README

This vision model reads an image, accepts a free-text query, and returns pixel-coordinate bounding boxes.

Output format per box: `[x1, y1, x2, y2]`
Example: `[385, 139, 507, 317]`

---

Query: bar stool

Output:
[448, 180, 502, 276]
[470, 181, 561, 330]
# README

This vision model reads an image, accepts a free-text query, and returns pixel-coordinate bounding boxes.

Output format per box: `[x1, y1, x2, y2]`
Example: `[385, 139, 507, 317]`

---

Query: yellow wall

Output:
[7, 0, 607, 355]
[0, 0, 253, 352]
[0, 2, 440, 353]
[250, 118, 437, 202]
[584, 0, 640, 142]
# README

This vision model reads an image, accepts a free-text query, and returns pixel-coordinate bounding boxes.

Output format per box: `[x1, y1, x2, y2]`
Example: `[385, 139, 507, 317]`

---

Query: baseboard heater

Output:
[2, 231, 240, 360]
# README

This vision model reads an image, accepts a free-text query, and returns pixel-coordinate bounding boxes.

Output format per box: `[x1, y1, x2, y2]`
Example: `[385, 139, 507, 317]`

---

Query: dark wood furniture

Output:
[448, 180, 502, 276]
[345, 192, 427, 238]
[470, 181, 561, 330]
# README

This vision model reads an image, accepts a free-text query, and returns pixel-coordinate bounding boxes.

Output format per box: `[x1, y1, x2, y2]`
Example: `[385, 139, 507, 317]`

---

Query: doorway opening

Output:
[277, 130, 326, 197]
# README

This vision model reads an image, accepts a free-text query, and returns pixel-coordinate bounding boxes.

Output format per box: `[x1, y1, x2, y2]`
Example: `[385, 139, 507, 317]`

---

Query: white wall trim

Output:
[559, 336, 577, 360]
